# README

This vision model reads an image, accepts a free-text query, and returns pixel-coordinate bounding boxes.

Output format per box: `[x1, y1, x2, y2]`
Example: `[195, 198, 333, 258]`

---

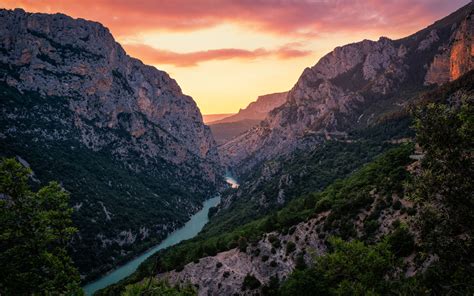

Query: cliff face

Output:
[220, 4, 473, 174]
[0, 9, 223, 278]
[425, 12, 473, 84]
[0, 8, 220, 173]
[214, 92, 288, 124]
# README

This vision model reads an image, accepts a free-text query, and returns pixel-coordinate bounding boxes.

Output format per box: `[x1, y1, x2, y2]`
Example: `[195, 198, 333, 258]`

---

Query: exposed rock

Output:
[0, 8, 221, 176]
[0, 8, 224, 278]
[161, 193, 416, 296]
[425, 9, 473, 84]
[220, 3, 473, 175]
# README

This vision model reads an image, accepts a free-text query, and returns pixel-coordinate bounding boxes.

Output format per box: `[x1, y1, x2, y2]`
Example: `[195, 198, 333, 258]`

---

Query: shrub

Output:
[241, 274, 261, 291]
[286, 241, 296, 255]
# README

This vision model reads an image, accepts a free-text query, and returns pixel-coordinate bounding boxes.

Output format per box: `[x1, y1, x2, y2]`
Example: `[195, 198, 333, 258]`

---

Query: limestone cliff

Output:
[220, 3, 473, 175]
[0, 8, 223, 279]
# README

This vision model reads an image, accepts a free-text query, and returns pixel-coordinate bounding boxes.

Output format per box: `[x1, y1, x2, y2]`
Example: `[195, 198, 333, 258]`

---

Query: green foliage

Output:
[0, 158, 83, 295]
[0, 82, 216, 280]
[285, 241, 296, 255]
[237, 236, 248, 252]
[202, 139, 399, 240]
[100, 145, 414, 295]
[385, 223, 415, 257]
[122, 279, 196, 296]
[261, 276, 279, 296]
[280, 238, 397, 296]
[411, 96, 474, 294]
[241, 274, 261, 291]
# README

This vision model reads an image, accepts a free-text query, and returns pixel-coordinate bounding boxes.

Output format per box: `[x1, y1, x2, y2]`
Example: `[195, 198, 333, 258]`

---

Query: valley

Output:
[0, 2, 472, 296]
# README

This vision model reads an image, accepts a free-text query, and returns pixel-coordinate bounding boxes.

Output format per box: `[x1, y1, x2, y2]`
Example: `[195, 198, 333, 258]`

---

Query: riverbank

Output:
[83, 196, 221, 295]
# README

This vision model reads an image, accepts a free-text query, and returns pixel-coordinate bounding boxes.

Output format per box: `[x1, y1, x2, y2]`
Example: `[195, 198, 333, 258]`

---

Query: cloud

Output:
[124, 43, 312, 67]
[5, 0, 470, 38]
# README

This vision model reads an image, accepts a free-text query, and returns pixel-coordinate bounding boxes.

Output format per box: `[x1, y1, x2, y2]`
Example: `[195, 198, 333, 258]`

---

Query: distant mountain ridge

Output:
[214, 91, 288, 124]
[220, 3, 474, 175]
[203, 113, 235, 124]
[0, 8, 223, 279]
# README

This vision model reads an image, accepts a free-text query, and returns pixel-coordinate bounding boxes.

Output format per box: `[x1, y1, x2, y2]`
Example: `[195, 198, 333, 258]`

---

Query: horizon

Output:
[1, 0, 470, 114]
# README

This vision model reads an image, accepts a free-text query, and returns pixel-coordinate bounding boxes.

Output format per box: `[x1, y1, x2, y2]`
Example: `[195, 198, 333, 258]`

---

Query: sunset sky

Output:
[1, 0, 470, 114]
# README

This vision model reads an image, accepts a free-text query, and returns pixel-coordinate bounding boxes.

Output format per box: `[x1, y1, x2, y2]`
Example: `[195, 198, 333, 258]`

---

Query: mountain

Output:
[207, 92, 288, 145]
[101, 69, 474, 296]
[208, 119, 261, 145]
[202, 113, 234, 124]
[0, 8, 223, 280]
[214, 91, 288, 124]
[220, 3, 473, 175]
[97, 4, 473, 295]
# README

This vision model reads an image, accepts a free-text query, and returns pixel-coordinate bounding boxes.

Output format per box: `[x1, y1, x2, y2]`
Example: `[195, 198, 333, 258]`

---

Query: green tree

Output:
[0, 158, 83, 295]
[280, 238, 397, 296]
[122, 279, 196, 296]
[411, 98, 474, 294]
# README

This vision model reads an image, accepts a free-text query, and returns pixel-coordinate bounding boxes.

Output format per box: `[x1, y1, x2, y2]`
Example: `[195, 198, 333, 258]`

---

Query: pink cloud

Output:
[4, 0, 471, 38]
[123, 43, 312, 67]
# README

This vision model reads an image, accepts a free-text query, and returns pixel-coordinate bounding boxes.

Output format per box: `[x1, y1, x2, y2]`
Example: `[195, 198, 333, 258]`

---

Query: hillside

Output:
[220, 3, 473, 176]
[0, 9, 223, 280]
[202, 113, 235, 124]
[214, 92, 288, 124]
[208, 92, 289, 145]
[99, 70, 473, 295]
[208, 119, 261, 145]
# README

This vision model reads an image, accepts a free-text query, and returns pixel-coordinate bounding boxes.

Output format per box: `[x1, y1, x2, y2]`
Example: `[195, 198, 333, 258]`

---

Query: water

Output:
[83, 195, 221, 295]
[225, 170, 239, 188]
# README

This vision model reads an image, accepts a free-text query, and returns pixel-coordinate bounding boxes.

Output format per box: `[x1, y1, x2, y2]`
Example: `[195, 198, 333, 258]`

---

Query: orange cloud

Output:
[3, 0, 470, 38]
[124, 44, 312, 67]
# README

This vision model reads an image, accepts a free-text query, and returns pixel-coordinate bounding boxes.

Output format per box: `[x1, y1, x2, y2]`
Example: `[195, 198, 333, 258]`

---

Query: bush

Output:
[241, 274, 261, 291]
[286, 241, 296, 255]
[386, 224, 415, 257]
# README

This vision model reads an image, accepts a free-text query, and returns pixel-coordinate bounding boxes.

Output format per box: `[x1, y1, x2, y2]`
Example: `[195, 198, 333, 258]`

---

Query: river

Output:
[83, 174, 238, 295]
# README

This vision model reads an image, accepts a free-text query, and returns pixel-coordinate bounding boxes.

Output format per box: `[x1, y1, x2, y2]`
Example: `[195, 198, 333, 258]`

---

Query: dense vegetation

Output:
[0, 158, 83, 295]
[122, 279, 196, 296]
[0, 82, 215, 280]
[278, 76, 474, 295]
[101, 72, 473, 295]
[98, 143, 415, 295]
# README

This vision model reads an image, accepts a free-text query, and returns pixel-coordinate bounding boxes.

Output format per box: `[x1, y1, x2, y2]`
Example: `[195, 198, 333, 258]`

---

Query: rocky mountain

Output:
[105, 70, 473, 296]
[208, 92, 288, 145]
[214, 91, 288, 124]
[220, 3, 473, 175]
[0, 8, 223, 279]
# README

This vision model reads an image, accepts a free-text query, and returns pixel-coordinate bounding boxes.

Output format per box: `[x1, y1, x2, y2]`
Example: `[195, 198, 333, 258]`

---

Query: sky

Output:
[1, 0, 470, 114]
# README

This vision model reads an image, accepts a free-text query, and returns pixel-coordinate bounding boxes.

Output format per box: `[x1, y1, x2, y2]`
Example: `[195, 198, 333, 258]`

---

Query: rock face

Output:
[220, 3, 473, 174]
[425, 12, 473, 84]
[0, 8, 220, 172]
[214, 92, 288, 124]
[0, 9, 223, 278]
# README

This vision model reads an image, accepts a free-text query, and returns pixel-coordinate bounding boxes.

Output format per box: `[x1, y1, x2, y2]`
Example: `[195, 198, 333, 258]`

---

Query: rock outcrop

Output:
[0, 8, 223, 278]
[220, 3, 473, 174]
[161, 195, 415, 296]
[425, 12, 473, 84]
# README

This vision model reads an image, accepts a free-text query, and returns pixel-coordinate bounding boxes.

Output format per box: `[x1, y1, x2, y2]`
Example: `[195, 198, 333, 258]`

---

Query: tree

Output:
[280, 238, 397, 296]
[0, 158, 83, 295]
[411, 97, 474, 294]
[122, 279, 196, 296]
